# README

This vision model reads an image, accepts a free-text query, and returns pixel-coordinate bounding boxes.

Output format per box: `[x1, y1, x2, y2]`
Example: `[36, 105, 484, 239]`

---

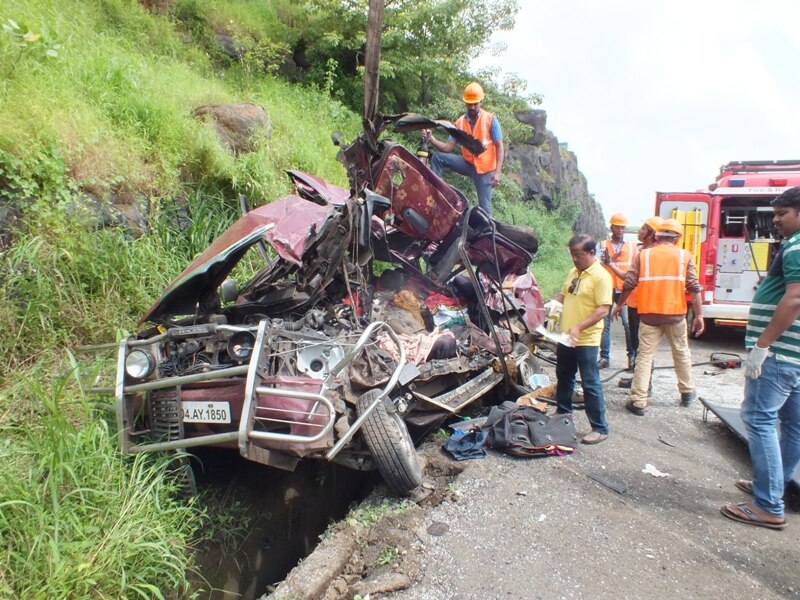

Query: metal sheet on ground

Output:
[700, 397, 800, 490]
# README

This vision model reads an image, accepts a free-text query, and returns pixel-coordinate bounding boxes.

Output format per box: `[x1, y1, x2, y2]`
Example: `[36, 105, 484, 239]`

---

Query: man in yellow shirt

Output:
[550, 234, 613, 443]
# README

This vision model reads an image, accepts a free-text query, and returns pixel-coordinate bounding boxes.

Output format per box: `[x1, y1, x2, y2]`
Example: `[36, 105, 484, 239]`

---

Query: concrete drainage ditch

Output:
[188, 448, 376, 599]
[187, 444, 464, 600]
[265, 444, 466, 600]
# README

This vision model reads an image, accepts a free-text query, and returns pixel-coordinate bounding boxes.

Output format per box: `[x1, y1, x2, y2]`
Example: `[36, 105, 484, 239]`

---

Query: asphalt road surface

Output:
[384, 324, 800, 600]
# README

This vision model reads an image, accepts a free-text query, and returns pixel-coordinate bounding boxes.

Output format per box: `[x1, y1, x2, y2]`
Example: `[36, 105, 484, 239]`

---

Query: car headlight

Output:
[227, 331, 256, 362]
[125, 349, 155, 380]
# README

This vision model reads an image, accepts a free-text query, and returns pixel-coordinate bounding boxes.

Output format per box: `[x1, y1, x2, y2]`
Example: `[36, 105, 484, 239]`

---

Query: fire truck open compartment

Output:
[718, 196, 777, 239]
[715, 196, 780, 304]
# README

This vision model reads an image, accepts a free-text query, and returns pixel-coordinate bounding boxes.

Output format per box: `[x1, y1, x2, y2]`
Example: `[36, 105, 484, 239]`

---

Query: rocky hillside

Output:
[508, 109, 606, 239]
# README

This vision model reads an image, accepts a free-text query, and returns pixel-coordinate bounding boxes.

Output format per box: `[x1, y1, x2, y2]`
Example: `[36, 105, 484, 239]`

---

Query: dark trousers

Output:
[629, 307, 640, 356]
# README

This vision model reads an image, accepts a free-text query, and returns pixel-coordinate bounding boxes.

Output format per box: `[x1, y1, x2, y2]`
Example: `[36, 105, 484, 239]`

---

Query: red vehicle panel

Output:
[655, 160, 800, 330]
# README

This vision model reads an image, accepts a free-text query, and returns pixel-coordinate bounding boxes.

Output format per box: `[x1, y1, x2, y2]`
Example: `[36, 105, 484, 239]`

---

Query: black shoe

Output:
[618, 377, 632, 389]
[598, 358, 610, 369]
[626, 400, 646, 416]
[680, 390, 697, 407]
[627, 356, 635, 372]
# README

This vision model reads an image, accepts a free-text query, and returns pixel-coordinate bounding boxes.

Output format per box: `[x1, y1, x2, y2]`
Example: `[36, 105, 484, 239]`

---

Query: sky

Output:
[473, 0, 800, 226]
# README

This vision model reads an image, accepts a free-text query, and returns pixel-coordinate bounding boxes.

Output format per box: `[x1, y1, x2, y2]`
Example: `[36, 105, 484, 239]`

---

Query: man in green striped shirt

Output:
[720, 187, 800, 530]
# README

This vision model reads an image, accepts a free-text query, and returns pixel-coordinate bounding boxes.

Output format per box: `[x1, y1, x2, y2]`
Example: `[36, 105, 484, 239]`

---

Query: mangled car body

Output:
[102, 114, 546, 494]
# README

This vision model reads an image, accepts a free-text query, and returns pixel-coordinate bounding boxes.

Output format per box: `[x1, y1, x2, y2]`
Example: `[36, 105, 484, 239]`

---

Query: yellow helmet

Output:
[644, 216, 664, 232]
[657, 218, 683, 237]
[462, 81, 485, 103]
[609, 213, 628, 226]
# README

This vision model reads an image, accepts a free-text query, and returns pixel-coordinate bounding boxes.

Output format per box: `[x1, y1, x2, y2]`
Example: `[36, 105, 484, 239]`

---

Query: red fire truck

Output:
[655, 160, 800, 333]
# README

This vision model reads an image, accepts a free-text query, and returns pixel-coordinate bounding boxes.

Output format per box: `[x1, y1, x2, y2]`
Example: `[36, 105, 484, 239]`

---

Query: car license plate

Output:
[182, 401, 231, 424]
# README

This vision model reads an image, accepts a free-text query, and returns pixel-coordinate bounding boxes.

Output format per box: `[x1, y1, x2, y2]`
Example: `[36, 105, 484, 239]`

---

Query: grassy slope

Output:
[0, 1, 572, 597]
[0, 1, 358, 597]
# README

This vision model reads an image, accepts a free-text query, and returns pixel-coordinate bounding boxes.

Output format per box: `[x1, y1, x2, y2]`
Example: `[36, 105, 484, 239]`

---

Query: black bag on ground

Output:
[482, 401, 577, 457]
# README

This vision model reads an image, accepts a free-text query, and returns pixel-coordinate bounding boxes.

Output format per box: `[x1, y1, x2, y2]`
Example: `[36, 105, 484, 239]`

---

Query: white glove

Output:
[744, 344, 770, 379]
[543, 299, 563, 318]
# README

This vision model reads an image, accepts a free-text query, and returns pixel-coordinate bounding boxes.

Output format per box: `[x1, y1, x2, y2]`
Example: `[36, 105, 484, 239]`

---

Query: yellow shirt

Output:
[558, 261, 613, 346]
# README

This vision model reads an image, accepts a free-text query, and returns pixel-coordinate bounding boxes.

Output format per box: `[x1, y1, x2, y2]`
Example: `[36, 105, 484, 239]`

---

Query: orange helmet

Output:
[657, 218, 683, 237]
[644, 216, 664, 232]
[609, 213, 628, 226]
[462, 81, 485, 103]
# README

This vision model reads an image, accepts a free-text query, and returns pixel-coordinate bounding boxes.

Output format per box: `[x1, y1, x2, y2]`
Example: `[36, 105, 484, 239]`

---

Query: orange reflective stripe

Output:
[456, 111, 497, 174]
[637, 246, 689, 315]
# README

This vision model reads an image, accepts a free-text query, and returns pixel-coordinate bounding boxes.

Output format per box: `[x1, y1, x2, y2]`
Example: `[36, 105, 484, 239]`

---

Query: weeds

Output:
[374, 545, 401, 567]
[346, 498, 410, 529]
[191, 482, 257, 554]
[0, 364, 204, 599]
[431, 428, 450, 443]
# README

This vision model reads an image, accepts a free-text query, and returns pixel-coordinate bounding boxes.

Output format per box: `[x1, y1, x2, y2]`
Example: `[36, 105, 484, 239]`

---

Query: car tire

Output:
[168, 452, 197, 499]
[150, 391, 197, 498]
[356, 389, 423, 495]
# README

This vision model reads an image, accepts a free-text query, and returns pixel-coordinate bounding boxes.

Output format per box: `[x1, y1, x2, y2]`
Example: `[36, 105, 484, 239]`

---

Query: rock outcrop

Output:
[507, 109, 606, 240]
[192, 103, 271, 156]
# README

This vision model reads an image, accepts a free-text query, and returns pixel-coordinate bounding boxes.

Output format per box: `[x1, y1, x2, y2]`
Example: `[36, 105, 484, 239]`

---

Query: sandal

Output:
[720, 502, 786, 530]
[734, 479, 787, 500]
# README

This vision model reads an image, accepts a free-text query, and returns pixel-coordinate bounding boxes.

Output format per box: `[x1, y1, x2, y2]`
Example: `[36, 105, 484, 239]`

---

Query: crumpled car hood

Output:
[139, 195, 337, 324]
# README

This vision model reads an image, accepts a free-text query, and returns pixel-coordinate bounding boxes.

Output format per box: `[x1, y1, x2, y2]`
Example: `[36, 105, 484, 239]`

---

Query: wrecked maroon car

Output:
[97, 115, 546, 495]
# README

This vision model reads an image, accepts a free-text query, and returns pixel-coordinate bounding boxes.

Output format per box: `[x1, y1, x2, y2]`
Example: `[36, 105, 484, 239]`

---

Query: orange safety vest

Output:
[636, 244, 690, 316]
[601, 239, 637, 291]
[455, 110, 498, 175]
[627, 286, 639, 309]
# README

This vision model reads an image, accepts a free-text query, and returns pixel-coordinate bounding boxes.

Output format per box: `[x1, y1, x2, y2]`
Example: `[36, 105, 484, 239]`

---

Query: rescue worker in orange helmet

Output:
[613, 216, 663, 372]
[614, 218, 704, 415]
[597, 213, 636, 370]
[422, 81, 504, 216]
[613, 216, 663, 390]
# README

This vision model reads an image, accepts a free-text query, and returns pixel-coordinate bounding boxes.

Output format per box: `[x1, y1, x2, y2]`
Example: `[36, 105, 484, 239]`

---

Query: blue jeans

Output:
[600, 290, 633, 361]
[430, 152, 494, 216]
[555, 344, 608, 434]
[741, 354, 800, 517]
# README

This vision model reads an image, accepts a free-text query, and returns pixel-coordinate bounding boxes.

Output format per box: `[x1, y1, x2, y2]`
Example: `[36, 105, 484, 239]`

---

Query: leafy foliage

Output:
[0, 145, 77, 206]
[283, 0, 520, 113]
[0, 17, 59, 79]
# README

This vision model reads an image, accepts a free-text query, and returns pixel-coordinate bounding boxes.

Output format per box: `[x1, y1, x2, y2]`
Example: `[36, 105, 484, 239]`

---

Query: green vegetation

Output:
[346, 498, 410, 529]
[431, 428, 450, 443]
[374, 545, 401, 567]
[0, 367, 202, 599]
[0, 0, 573, 595]
[495, 197, 576, 296]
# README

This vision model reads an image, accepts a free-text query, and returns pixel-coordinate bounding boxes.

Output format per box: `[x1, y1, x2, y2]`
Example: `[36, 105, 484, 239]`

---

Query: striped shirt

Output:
[745, 230, 800, 365]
